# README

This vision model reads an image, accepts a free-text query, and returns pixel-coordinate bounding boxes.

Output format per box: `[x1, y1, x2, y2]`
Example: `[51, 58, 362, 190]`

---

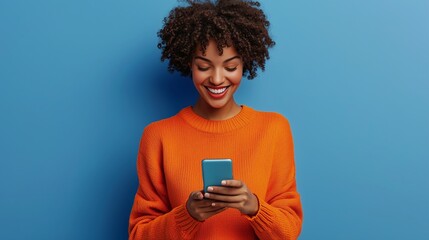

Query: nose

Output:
[209, 68, 225, 86]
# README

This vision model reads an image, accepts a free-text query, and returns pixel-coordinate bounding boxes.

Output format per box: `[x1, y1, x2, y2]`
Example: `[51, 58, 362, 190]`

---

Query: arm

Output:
[197, 116, 303, 239]
[246, 116, 303, 240]
[128, 125, 202, 240]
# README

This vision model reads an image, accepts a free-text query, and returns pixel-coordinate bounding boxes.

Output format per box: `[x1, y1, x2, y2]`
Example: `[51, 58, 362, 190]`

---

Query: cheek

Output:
[227, 70, 243, 85]
[191, 65, 209, 83]
[192, 72, 206, 86]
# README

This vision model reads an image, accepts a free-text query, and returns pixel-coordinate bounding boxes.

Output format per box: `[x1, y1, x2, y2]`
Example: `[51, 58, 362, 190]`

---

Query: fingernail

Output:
[207, 187, 213, 192]
[204, 193, 210, 198]
[221, 180, 226, 185]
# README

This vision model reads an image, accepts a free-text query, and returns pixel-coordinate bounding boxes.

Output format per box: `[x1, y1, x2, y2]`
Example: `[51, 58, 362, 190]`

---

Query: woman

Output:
[129, 0, 303, 239]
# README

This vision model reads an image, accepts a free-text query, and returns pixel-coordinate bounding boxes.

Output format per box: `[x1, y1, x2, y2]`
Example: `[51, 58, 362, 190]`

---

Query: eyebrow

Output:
[194, 56, 241, 63]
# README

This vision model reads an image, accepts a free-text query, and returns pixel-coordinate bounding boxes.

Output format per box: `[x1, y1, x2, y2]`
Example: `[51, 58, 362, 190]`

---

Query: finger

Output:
[210, 202, 243, 210]
[204, 192, 245, 203]
[206, 186, 244, 196]
[212, 202, 258, 216]
[194, 200, 216, 208]
[220, 179, 243, 188]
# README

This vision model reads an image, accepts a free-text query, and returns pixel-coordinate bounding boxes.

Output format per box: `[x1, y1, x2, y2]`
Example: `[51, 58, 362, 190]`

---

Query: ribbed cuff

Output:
[244, 199, 276, 234]
[173, 205, 202, 239]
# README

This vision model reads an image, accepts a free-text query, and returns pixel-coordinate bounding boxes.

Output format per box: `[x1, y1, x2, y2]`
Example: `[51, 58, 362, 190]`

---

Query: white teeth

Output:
[207, 87, 227, 94]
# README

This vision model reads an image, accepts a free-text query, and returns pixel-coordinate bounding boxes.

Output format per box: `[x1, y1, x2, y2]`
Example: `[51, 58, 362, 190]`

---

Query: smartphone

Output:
[202, 158, 233, 191]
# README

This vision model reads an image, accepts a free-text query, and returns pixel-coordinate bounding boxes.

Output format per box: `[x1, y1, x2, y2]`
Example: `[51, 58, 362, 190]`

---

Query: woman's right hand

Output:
[186, 191, 226, 221]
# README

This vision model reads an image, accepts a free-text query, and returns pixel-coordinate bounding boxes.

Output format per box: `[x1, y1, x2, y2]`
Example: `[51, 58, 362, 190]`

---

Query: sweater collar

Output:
[178, 105, 255, 133]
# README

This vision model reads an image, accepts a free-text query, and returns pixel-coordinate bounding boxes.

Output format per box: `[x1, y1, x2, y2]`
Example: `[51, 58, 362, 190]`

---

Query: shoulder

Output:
[141, 110, 185, 139]
[251, 107, 292, 130]
[248, 107, 294, 144]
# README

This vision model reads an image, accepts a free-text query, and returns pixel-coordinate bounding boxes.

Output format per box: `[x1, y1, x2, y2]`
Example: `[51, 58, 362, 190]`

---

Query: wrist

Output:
[244, 193, 259, 216]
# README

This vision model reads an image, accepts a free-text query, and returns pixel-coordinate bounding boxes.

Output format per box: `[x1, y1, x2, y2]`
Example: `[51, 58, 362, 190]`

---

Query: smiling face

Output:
[191, 40, 243, 114]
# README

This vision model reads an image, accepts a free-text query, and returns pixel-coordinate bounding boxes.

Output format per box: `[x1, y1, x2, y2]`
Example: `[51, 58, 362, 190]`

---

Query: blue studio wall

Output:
[1, 0, 428, 239]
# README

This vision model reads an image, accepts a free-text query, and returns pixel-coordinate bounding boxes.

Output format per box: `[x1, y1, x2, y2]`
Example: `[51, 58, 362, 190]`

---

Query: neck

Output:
[193, 98, 242, 120]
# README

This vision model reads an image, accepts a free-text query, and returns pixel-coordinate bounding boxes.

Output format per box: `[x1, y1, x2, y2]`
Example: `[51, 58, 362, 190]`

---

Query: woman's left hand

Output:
[203, 180, 259, 216]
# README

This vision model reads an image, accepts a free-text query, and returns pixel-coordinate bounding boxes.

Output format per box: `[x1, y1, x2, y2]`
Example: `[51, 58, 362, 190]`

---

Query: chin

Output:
[206, 101, 228, 109]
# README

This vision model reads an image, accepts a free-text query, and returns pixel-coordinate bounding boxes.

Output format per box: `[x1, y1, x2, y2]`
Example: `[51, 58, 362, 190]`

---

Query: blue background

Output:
[1, 0, 428, 239]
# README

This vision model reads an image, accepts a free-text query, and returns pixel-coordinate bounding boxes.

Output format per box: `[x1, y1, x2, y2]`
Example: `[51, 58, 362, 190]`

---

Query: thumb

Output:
[191, 191, 204, 200]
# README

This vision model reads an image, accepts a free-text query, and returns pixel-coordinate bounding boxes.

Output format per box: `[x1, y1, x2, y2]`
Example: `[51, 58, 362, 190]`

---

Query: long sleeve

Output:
[246, 116, 303, 239]
[128, 124, 202, 240]
[128, 106, 303, 239]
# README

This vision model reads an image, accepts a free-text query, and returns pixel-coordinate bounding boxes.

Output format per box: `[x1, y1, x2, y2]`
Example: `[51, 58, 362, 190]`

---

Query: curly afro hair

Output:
[157, 0, 275, 80]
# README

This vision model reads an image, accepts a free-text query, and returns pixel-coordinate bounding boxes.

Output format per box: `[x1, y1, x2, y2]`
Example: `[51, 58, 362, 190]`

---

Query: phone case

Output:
[202, 159, 233, 191]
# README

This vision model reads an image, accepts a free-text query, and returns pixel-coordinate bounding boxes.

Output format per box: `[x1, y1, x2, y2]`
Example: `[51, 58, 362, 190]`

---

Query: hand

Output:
[186, 191, 226, 221]
[203, 180, 259, 216]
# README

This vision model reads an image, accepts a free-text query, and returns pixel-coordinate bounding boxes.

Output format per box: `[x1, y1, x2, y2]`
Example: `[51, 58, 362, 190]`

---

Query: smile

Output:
[205, 86, 230, 94]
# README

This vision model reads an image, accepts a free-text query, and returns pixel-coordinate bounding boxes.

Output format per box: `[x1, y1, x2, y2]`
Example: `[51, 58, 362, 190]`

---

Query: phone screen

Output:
[202, 159, 233, 191]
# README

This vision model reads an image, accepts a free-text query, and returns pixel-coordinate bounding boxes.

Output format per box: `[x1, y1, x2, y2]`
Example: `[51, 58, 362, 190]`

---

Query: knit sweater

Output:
[128, 105, 303, 240]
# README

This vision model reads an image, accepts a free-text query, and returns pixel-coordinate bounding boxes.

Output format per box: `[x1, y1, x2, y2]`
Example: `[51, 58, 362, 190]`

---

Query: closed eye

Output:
[225, 67, 237, 72]
[197, 66, 210, 71]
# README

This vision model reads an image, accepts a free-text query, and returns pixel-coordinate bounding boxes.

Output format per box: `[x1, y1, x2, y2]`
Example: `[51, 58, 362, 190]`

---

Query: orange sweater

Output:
[129, 106, 303, 240]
